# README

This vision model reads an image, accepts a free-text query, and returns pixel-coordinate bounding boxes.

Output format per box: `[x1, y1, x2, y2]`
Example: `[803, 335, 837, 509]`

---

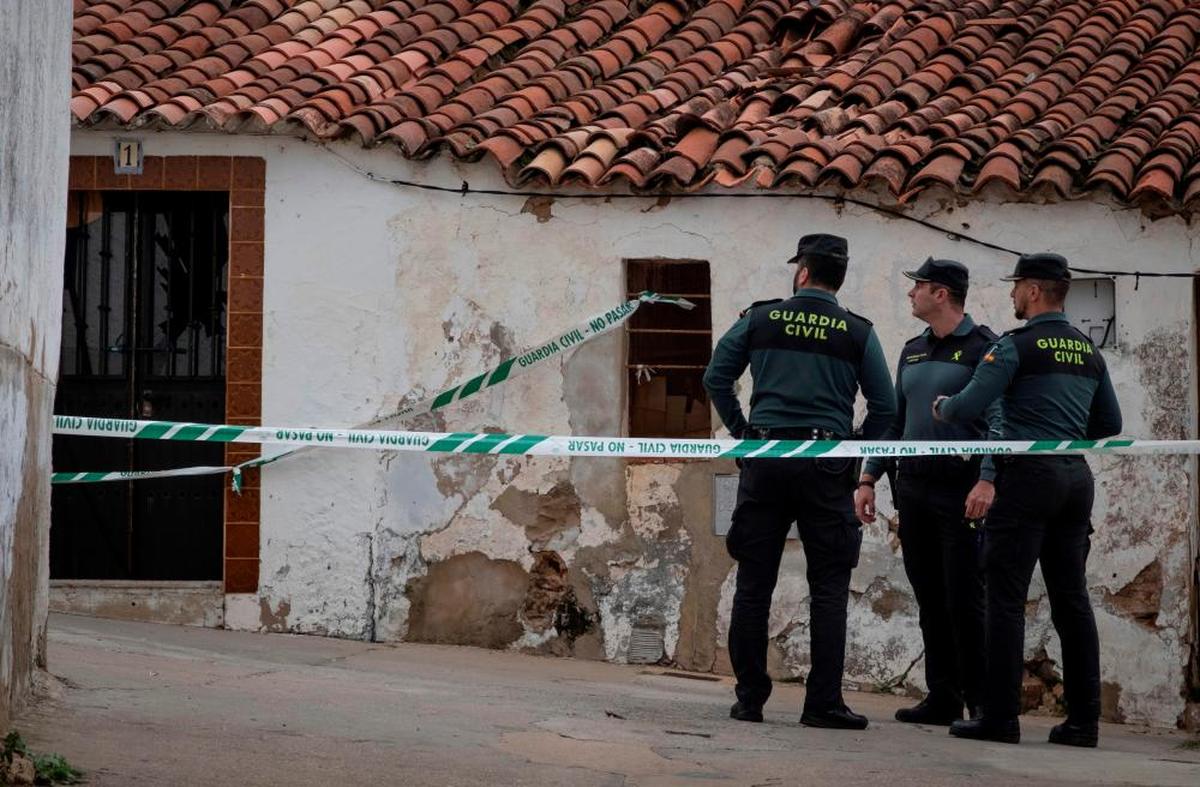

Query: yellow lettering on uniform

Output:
[1037, 339, 1048, 349]
[769, 309, 850, 332]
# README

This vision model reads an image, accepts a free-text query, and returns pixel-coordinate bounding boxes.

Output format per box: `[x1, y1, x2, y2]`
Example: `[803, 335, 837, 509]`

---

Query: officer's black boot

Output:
[800, 705, 868, 730]
[894, 694, 964, 725]
[948, 716, 1020, 744]
[729, 701, 763, 723]
[1048, 719, 1098, 748]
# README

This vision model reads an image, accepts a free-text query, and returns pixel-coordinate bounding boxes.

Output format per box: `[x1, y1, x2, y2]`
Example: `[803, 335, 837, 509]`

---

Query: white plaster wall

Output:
[1, 1, 71, 727]
[70, 130, 1199, 725]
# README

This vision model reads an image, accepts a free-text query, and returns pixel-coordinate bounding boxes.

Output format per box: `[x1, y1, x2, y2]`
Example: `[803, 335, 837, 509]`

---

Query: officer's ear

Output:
[795, 263, 811, 288]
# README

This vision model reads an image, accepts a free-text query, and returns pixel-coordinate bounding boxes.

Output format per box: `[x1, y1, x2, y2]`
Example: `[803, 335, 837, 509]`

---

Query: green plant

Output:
[32, 754, 83, 785]
[1, 731, 83, 785]
[2, 729, 29, 761]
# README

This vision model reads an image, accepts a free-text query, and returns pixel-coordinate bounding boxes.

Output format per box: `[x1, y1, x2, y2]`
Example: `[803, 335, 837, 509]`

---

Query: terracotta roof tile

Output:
[68, 0, 1200, 210]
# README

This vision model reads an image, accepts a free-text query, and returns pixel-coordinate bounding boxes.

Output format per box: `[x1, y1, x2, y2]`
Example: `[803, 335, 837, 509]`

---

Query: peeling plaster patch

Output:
[596, 557, 688, 663]
[256, 525, 374, 639]
[488, 320, 516, 357]
[626, 464, 682, 540]
[420, 511, 530, 567]
[371, 529, 426, 642]
[516, 551, 597, 656]
[1105, 559, 1163, 628]
[405, 552, 527, 647]
[718, 549, 924, 691]
[431, 453, 495, 502]
[509, 628, 558, 650]
[866, 578, 914, 621]
[670, 462, 735, 673]
[1102, 681, 1126, 723]
[575, 506, 622, 552]
[259, 598, 291, 633]
[591, 464, 696, 661]
[1094, 454, 1189, 581]
[520, 195, 554, 223]
[1134, 327, 1189, 439]
[491, 480, 582, 549]
[1091, 607, 1184, 726]
[521, 551, 572, 633]
[1021, 647, 1065, 714]
[841, 593, 924, 691]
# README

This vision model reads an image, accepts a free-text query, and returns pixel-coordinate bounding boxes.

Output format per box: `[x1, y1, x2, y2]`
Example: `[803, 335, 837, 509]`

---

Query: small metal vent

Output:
[627, 615, 665, 664]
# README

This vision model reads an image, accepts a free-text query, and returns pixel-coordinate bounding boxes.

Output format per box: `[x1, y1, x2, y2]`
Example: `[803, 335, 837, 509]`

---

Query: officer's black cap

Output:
[786, 233, 849, 266]
[903, 257, 969, 295]
[1002, 252, 1071, 281]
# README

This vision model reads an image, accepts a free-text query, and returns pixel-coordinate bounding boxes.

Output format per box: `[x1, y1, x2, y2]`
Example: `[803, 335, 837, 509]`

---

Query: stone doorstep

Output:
[49, 580, 224, 628]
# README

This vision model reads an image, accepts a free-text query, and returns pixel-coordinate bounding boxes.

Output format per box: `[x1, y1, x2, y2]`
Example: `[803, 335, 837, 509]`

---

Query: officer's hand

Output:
[931, 395, 949, 422]
[854, 482, 877, 525]
[964, 479, 995, 520]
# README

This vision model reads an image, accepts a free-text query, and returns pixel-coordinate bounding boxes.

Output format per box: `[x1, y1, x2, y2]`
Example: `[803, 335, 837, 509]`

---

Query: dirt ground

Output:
[11, 614, 1200, 786]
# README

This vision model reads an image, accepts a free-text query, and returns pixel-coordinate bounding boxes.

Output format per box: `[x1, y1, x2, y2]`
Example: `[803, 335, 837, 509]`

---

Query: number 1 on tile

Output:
[113, 139, 142, 175]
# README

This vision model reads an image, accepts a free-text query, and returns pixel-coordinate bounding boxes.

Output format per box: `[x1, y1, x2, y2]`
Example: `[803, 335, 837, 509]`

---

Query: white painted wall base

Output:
[223, 593, 262, 632]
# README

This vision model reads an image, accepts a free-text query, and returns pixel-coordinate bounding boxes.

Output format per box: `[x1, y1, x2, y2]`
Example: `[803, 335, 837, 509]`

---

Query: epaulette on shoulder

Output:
[902, 331, 927, 346]
[1003, 323, 1032, 336]
[843, 307, 873, 327]
[975, 324, 1000, 341]
[739, 298, 782, 318]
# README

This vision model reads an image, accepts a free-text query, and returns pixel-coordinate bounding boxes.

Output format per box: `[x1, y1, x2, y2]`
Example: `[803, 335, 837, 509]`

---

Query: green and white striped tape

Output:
[52, 416, 1180, 460]
[52, 291, 693, 489]
[52, 466, 235, 484]
[389, 291, 692, 420]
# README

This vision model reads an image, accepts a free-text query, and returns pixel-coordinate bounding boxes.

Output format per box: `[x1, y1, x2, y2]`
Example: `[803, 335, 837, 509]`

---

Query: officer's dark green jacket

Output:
[864, 314, 1003, 481]
[936, 312, 1122, 439]
[703, 288, 896, 438]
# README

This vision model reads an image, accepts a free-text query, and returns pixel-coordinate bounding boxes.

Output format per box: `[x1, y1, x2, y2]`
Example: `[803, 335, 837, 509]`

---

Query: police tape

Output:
[224, 289, 693, 483]
[51, 291, 693, 489]
[52, 416, 1184, 460]
[52, 466, 234, 484]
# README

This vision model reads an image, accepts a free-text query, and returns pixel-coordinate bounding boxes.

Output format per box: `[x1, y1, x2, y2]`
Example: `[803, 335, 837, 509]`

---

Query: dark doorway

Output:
[52, 190, 228, 580]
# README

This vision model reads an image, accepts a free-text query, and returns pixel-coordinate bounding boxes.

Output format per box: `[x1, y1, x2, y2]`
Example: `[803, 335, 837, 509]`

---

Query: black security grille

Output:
[53, 190, 229, 581]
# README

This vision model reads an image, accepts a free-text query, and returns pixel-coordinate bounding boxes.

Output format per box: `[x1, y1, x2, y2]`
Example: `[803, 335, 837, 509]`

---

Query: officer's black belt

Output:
[748, 427, 841, 441]
[995, 454, 1086, 468]
[898, 455, 981, 477]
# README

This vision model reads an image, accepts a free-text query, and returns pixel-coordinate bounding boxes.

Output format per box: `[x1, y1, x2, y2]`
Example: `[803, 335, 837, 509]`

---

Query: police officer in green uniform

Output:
[703, 233, 896, 729]
[934, 253, 1122, 747]
[855, 258, 1001, 725]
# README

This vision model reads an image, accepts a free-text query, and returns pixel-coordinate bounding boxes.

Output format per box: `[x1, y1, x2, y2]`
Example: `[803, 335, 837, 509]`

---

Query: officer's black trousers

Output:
[983, 455, 1100, 722]
[894, 466, 986, 711]
[726, 457, 862, 712]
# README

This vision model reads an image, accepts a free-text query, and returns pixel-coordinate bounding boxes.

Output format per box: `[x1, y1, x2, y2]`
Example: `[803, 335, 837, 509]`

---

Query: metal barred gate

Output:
[52, 190, 228, 580]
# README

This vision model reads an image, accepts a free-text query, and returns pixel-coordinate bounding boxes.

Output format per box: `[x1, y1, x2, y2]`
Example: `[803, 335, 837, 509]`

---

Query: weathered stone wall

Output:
[1, 2, 71, 730]
[69, 131, 1199, 727]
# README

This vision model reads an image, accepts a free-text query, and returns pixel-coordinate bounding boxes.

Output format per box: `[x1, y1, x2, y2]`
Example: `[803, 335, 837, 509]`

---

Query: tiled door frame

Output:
[67, 154, 263, 593]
